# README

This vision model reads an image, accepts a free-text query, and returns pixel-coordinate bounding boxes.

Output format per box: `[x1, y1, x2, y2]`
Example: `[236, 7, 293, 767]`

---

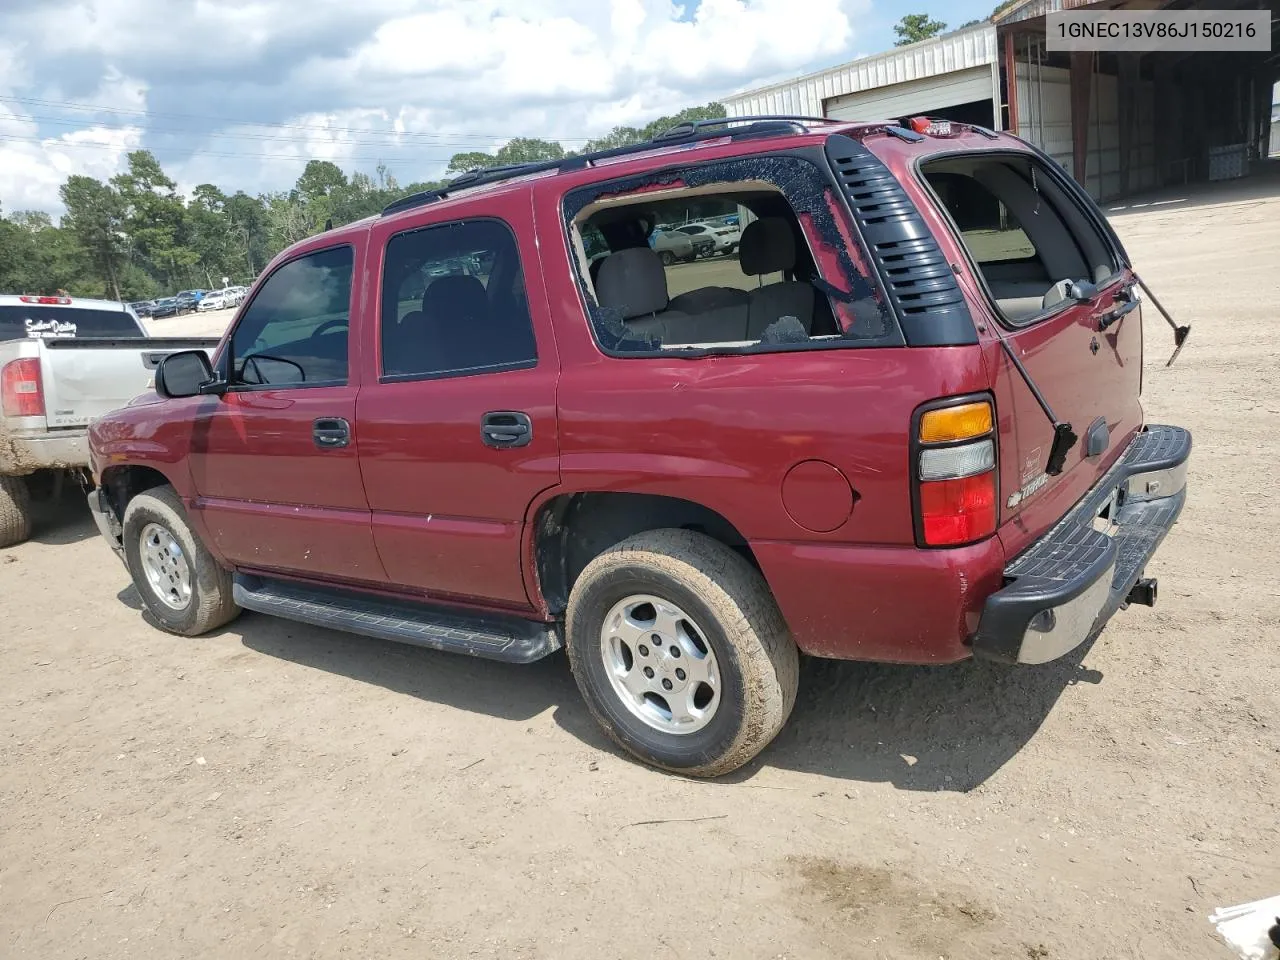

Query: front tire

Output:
[122, 486, 239, 636]
[566, 529, 798, 777]
[659, 250, 676, 266]
[0, 475, 33, 548]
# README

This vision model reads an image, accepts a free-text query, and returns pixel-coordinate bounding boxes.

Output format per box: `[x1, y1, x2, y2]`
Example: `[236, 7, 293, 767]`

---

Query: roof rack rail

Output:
[380, 114, 843, 217]
[652, 114, 838, 141]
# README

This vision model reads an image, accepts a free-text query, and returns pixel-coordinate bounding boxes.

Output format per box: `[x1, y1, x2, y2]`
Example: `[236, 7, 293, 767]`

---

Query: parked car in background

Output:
[197, 289, 234, 311]
[650, 227, 711, 264]
[175, 290, 205, 314]
[674, 221, 741, 255]
[226, 286, 249, 306]
[85, 115, 1191, 778]
[0, 294, 218, 547]
[150, 297, 180, 319]
[129, 300, 156, 318]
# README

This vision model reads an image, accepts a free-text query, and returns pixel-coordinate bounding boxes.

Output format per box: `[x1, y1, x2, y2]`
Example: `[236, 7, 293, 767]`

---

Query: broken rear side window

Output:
[562, 155, 897, 355]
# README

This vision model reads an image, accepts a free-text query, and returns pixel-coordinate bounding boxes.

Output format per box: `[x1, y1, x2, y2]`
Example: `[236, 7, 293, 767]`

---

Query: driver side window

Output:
[229, 245, 354, 387]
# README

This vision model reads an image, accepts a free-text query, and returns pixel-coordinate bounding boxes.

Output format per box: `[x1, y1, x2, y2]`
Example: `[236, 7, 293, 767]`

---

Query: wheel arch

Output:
[529, 491, 759, 616]
[99, 464, 177, 522]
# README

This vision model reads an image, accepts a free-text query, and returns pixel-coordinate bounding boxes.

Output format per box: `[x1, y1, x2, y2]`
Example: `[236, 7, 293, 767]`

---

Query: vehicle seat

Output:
[594, 247, 678, 342]
[394, 275, 492, 372]
[739, 217, 815, 338]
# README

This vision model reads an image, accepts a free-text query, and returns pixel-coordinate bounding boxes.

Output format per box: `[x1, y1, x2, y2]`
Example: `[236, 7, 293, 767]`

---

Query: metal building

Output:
[723, 0, 1280, 201]
[723, 24, 1002, 130]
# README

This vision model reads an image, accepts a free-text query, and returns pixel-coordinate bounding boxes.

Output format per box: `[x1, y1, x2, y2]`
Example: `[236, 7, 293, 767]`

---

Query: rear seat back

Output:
[592, 223, 820, 347]
[738, 217, 815, 338]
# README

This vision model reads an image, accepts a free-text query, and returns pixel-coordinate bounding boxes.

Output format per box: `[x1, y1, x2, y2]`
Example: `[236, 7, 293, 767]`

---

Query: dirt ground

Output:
[4, 177, 1280, 960]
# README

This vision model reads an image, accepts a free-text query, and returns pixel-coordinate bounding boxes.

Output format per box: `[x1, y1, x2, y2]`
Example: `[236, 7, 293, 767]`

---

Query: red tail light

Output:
[919, 473, 997, 546]
[914, 396, 998, 547]
[19, 295, 72, 305]
[2, 358, 45, 417]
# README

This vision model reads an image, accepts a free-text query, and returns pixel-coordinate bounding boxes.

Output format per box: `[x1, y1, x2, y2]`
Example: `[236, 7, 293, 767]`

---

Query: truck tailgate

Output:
[39, 338, 220, 427]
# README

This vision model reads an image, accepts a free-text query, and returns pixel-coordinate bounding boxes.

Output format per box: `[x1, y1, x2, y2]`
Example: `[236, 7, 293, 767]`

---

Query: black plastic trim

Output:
[232, 573, 562, 664]
[971, 425, 1191, 664]
[379, 358, 537, 385]
[824, 134, 979, 347]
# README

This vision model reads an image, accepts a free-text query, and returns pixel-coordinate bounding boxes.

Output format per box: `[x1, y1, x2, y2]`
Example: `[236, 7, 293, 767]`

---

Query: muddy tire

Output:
[122, 485, 239, 636]
[566, 528, 799, 778]
[0, 475, 33, 548]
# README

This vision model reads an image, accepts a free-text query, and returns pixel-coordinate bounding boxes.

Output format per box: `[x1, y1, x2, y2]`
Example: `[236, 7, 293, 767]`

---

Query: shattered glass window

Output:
[563, 154, 897, 355]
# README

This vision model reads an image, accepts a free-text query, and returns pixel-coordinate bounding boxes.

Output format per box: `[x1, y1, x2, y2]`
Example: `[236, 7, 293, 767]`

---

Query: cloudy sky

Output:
[0, 0, 992, 215]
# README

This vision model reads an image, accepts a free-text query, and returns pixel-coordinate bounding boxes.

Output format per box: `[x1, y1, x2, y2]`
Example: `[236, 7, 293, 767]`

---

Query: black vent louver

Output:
[824, 134, 977, 347]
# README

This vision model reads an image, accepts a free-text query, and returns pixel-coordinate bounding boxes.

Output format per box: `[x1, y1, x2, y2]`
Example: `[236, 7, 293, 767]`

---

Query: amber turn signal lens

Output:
[919, 401, 993, 444]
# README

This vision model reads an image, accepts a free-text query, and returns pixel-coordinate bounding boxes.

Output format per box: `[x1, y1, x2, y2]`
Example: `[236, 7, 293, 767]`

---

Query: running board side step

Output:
[232, 574, 561, 664]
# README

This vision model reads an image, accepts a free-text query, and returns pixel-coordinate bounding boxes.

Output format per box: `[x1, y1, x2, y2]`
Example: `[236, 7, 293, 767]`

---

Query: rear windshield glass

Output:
[0, 305, 144, 342]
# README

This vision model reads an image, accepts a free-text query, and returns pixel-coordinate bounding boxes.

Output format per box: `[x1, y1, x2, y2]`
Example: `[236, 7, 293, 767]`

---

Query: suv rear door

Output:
[917, 150, 1143, 550]
[355, 196, 559, 610]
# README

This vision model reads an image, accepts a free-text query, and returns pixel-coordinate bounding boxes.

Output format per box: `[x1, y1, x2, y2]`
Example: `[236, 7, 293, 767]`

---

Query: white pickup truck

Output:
[1, 295, 219, 547]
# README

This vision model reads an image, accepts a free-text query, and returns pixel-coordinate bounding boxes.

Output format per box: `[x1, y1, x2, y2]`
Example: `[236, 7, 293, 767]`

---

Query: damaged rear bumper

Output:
[971, 424, 1191, 665]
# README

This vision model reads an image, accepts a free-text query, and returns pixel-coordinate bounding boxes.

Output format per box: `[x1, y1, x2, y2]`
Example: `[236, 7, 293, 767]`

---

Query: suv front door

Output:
[356, 207, 559, 610]
[188, 240, 386, 583]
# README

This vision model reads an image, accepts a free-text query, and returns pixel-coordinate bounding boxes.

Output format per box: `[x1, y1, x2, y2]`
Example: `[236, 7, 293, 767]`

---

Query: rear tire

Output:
[0, 475, 33, 548]
[122, 485, 239, 636]
[566, 529, 799, 777]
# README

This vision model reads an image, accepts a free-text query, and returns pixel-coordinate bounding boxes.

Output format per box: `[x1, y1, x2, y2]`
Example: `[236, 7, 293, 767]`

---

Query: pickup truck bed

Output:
[1, 295, 219, 546]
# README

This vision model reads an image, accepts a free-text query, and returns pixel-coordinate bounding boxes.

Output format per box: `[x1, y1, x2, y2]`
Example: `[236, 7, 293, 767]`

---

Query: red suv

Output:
[87, 115, 1191, 777]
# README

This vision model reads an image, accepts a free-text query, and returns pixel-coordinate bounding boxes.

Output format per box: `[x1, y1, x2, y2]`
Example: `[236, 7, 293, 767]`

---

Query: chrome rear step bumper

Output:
[971, 425, 1191, 665]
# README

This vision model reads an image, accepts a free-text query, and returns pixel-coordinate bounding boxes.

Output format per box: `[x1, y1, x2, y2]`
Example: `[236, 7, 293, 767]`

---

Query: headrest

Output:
[422, 275, 487, 321]
[739, 217, 797, 276]
[594, 247, 669, 319]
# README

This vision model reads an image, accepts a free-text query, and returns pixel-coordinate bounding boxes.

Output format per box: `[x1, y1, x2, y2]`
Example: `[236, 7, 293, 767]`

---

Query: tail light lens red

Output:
[919, 473, 997, 546]
[914, 397, 998, 547]
[2, 358, 45, 417]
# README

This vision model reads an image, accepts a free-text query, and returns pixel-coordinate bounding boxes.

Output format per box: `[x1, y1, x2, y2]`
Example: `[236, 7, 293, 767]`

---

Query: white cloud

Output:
[0, 0, 870, 214]
[0, 55, 144, 212]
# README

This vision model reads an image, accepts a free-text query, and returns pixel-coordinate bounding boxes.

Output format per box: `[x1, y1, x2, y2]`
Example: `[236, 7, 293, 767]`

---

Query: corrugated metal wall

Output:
[825, 66, 996, 122]
[723, 25, 998, 121]
[1015, 61, 1156, 200]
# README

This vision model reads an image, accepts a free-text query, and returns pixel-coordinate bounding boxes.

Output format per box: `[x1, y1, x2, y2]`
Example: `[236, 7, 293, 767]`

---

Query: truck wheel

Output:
[122, 486, 239, 636]
[0, 475, 33, 548]
[566, 528, 798, 777]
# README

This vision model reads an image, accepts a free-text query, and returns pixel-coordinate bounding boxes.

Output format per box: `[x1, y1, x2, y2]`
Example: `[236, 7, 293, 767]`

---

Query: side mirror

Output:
[1068, 280, 1099, 303]
[155, 350, 218, 399]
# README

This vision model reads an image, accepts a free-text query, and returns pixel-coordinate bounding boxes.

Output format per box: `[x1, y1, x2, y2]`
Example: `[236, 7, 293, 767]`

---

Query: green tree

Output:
[893, 13, 947, 45]
[445, 103, 728, 176]
[581, 102, 728, 152]
[187, 184, 237, 287]
[59, 175, 127, 299]
[112, 150, 195, 291]
[224, 191, 271, 278]
[264, 191, 314, 250]
[447, 137, 566, 174]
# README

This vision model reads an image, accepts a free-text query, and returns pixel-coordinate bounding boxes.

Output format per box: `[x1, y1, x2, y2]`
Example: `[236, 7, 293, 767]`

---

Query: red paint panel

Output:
[752, 536, 1006, 663]
[369, 513, 529, 609]
[781, 460, 854, 533]
[192, 497, 385, 581]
